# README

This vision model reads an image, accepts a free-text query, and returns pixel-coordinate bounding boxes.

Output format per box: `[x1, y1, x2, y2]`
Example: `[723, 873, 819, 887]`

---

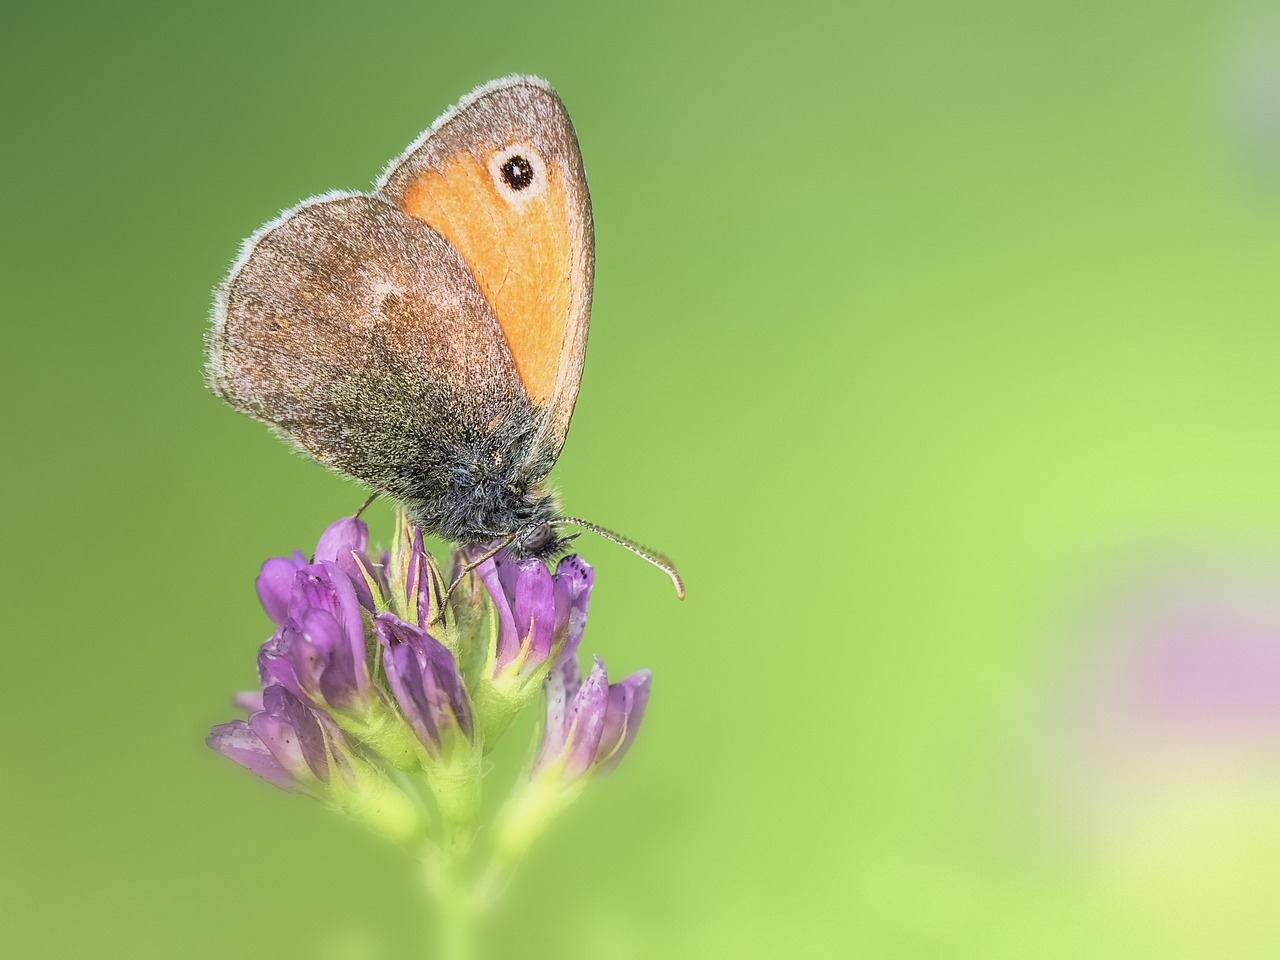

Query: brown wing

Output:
[207, 192, 526, 506]
[376, 75, 593, 471]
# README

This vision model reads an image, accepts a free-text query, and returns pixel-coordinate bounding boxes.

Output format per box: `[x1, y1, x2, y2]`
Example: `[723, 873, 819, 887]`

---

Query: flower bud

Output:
[470, 554, 594, 748]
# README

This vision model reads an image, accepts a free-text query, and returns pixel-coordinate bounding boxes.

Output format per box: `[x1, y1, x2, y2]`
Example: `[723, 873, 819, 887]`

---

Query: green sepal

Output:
[337, 696, 423, 773]
[423, 735, 485, 853]
[471, 668, 548, 753]
[327, 766, 427, 848]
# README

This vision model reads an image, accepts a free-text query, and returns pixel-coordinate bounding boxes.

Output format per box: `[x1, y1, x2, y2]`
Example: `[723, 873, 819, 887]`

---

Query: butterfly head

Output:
[509, 519, 574, 560]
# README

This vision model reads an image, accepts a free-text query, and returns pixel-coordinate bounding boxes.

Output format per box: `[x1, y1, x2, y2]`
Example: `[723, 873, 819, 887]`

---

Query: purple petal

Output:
[299, 607, 362, 715]
[376, 614, 472, 756]
[315, 517, 376, 610]
[254, 685, 331, 783]
[207, 720, 298, 792]
[418, 637, 473, 741]
[385, 633, 439, 751]
[315, 517, 368, 563]
[533, 655, 582, 774]
[494, 552, 524, 601]
[324, 563, 370, 703]
[552, 555, 594, 666]
[288, 564, 336, 622]
[476, 558, 520, 672]
[232, 691, 264, 713]
[256, 552, 306, 626]
[258, 630, 303, 702]
[406, 529, 435, 627]
[512, 559, 556, 665]
[286, 564, 369, 706]
[598, 669, 652, 773]
[563, 657, 610, 777]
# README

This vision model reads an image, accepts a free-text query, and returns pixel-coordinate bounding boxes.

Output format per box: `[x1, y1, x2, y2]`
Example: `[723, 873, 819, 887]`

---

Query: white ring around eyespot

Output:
[489, 142, 547, 206]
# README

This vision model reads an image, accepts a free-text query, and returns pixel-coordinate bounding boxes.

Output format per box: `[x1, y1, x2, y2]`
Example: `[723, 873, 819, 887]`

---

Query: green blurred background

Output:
[5, 0, 1280, 956]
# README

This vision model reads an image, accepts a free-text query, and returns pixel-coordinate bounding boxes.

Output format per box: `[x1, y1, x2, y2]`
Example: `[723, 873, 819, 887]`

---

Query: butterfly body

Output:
[207, 77, 589, 559]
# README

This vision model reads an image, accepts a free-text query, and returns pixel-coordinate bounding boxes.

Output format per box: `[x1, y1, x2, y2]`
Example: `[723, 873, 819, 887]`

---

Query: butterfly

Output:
[206, 75, 682, 595]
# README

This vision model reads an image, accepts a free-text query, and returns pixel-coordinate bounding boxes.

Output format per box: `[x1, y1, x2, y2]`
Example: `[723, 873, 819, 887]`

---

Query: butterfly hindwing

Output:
[207, 193, 529, 506]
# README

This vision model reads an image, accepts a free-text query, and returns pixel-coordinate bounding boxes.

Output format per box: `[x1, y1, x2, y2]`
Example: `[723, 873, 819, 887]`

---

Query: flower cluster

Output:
[208, 515, 652, 856]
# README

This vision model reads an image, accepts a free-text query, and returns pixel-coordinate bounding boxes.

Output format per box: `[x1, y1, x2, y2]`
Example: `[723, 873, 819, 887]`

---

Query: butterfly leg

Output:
[439, 534, 516, 615]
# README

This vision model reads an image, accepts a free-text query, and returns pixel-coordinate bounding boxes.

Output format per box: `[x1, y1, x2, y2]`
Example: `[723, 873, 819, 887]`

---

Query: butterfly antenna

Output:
[556, 518, 685, 599]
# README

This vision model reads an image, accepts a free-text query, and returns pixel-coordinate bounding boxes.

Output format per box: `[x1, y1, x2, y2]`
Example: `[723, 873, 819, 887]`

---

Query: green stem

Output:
[481, 773, 578, 903]
[423, 848, 478, 960]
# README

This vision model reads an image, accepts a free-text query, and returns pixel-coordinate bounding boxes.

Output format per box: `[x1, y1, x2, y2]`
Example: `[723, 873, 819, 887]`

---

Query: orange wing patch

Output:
[401, 150, 571, 407]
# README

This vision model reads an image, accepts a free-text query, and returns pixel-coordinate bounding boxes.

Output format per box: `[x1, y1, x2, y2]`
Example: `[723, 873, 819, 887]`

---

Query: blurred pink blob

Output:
[1050, 557, 1280, 841]
[1124, 589, 1280, 737]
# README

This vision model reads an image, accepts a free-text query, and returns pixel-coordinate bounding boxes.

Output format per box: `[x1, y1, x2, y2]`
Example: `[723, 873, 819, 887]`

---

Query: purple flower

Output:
[256, 517, 384, 622]
[209, 513, 648, 853]
[208, 684, 352, 794]
[209, 684, 423, 845]
[374, 613, 473, 760]
[532, 654, 651, 781]
[475, 553, 594, 679]
[258, 561, 372, 719]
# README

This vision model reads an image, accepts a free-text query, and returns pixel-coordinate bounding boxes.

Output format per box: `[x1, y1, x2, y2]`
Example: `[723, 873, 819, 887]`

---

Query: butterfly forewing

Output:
[376, 75, 593, 468]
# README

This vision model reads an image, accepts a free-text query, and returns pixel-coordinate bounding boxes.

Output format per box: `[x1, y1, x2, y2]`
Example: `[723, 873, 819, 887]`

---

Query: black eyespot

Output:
[500, 155, 535, 190]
